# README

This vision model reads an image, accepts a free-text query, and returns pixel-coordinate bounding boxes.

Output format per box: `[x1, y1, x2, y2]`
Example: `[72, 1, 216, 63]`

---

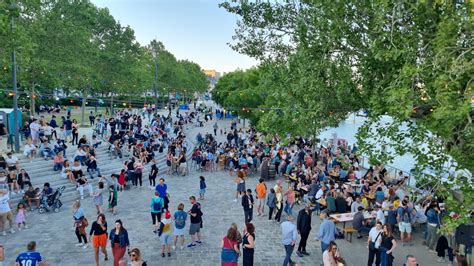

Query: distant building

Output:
[203, 69, 221, 89]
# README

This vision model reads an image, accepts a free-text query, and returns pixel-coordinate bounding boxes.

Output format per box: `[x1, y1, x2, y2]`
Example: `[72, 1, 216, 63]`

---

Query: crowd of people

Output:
[0, 101, 470, 266]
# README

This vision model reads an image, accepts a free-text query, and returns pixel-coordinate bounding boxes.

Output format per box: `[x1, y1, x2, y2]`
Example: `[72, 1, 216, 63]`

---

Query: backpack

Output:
[402, 207, 412, 223]
[153, 198, 162, 212]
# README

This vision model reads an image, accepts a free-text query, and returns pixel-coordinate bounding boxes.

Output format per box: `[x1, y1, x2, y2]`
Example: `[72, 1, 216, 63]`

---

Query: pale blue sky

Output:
[90, 0, 257, 73]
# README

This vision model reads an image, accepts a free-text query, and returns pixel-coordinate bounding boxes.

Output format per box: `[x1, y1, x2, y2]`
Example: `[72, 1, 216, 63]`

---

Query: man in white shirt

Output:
[5, 153, 19, 172]
[29, 119, 40, 144]
[351, 196, 364, 213]
[367, 221, 383, 265]
[0, 189, 15, 235]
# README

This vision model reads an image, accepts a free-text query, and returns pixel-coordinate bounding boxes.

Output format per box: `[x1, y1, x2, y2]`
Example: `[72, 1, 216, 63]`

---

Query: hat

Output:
[165, 211, 171, 219]
[357, 206, 365, 211]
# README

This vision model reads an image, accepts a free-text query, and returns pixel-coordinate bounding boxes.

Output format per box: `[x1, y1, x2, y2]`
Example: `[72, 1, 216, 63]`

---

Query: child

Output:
[173, 203, 187, 250]
[158, 211, 172, 257]
[199, 176, 206, 200]
[108, 185, 117, 215]
[15, 203, 27, 230]
[118, 169, 125, 192]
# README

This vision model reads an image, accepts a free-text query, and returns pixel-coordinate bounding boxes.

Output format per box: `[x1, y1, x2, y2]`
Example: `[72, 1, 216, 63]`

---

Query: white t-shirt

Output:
[369, 227, 383, 249]
[376, 209, 386, 225]
[5, 156, 18, 166]
[0, 194, 11, 213]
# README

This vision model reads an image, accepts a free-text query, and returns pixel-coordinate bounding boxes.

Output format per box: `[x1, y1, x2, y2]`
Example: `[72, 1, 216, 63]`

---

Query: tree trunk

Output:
[30, 81, 35, 117]
[80, 90, 86, 126]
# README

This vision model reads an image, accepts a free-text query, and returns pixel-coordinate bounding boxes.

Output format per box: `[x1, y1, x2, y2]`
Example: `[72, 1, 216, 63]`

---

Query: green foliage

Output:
[0, 0, 208, 111]
[213, 67, 264, 125]
[221, 0, 473, 230]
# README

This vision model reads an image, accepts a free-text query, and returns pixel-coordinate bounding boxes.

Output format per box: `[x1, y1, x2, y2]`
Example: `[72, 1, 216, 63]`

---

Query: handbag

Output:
[369, 232, 382, 251]
[221, 238, 238, 263]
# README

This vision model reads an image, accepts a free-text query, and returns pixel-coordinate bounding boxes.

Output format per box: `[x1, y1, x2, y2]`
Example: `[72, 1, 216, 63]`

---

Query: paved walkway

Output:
[1, 103, 447, 266]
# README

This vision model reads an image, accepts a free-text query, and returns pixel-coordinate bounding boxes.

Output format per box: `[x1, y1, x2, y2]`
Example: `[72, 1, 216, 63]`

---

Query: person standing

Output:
[109, 219, 129, 266]
[266, 188, 276, 220]
[296, 204, 312, 257]
[93, 182, 105, 214]
[150, 191, 164, 233]
[323, 241, 342, 266]
[0, 189, 15, 235]
[318, 212, 337, 253]
[281, 215, 297, 266]
[396, 200, 414, 246]
[255, 178, 267, 216]
[367, 221, 383, 266]
[89, 214, 109, 266]
[0, 118, 8, 154]
[242, 223, 255, 266]
[173, 203, 187, 250]
[73, 201, 89, 249]
[107, 185, 117, 215]
[187, 196, 203, 248]
[274, 181, 284, 222]
[220, 226, 240, 266]
[155, 178, 167, 199]
[149, 159, 158, 188]
[14, 241, 46, 266]
[158, 211, 172, 258]
[241, 189, 254, 223]
[199, 176, 207, 200]
[379, 224, 397, 266]
[284, 187, 296, 217]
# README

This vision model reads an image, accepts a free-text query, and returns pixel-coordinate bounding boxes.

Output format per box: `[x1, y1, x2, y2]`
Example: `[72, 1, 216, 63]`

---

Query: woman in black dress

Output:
[379, 224, 397, 266]
[242, 223, 255, 266]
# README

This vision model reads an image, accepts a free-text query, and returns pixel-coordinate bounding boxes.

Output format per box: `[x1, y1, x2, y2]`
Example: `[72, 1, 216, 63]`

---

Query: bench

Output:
[343, 227, 357, 243]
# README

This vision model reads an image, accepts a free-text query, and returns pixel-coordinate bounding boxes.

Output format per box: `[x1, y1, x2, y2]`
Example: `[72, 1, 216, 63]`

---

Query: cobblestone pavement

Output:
[1, 109, 447, 266]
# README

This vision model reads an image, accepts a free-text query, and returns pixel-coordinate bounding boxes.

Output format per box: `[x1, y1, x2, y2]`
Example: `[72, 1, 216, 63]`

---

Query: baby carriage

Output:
[38, 186, 66, 213]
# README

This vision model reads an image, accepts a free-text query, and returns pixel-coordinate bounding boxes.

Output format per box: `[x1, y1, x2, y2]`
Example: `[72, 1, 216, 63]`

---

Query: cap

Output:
[357, 206, 365, 211]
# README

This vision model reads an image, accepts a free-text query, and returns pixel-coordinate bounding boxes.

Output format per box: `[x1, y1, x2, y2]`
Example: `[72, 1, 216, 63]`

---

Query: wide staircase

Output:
[9, 139, 194, 208]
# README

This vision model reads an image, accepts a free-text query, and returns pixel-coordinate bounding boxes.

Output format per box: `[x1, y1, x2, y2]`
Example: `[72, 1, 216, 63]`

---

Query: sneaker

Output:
[187, 243, 196, 248]
[83, 243, 89, 249]
[180, 246, 184, 250]
[18, 227, 22, 231]
[296, 251, 303, 257]
[1, 231, 5, 236]
[196, 240, 202, 245]
[172, 246, 176, 250]
[437, 258, 446, 262]
[357, 235, 363, 239]
[24, 225, 28, 229]
[167, 253, 171, 257]
[161, 253, 165, 258]
[302, 251, 310, 256]
[10, 229, 15, 234]
[80, 196, 84, 200]
[75, 243, 84, 247]
[233, 199, 237, 202]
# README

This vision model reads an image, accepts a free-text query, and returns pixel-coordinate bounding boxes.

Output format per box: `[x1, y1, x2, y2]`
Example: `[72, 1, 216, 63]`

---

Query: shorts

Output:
[92, 234, 107, 247]
[189, 222, 201, 235]
[398, 222, 412, 233]
[180, 162, 187, 168]
[199, 188, 206, 195]
[8, 166, 16, 171]
[174, 226, 186, 236]
[241, 164, 248, 169]
[151, 212, 161, 225]
[160, 232, 171, 245]
[66, 130, 72, 136]
[256, 198, 265, 205]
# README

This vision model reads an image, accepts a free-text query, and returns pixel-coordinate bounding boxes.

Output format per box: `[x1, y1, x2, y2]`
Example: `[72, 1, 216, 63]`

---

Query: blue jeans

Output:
[53, 163, 62, 171]
[283, 244, 294, 266]
[284, 203, 294, 216]
[87, 168, 101, 179]
[321, 242, 329, 253]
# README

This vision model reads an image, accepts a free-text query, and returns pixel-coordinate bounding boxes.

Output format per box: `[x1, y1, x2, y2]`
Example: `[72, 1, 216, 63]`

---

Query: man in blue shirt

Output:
[15, 241, 45, 266]
[281, 215, 297, 266]
[318, 212, 337, 252]
[155, 178, 167, 199]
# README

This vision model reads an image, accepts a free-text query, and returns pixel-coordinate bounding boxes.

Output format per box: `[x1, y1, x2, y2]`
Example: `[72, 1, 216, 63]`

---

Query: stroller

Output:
[38, 186, 66, 214]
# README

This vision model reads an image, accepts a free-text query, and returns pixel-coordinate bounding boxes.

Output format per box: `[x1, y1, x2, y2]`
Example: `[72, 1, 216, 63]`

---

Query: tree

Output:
[221, 0, 473, 231]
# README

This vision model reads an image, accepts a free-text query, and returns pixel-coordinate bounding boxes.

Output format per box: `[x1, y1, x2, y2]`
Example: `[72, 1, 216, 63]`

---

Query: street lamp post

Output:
[10, 3, 20, 152]
[152, 48, 159, 109]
